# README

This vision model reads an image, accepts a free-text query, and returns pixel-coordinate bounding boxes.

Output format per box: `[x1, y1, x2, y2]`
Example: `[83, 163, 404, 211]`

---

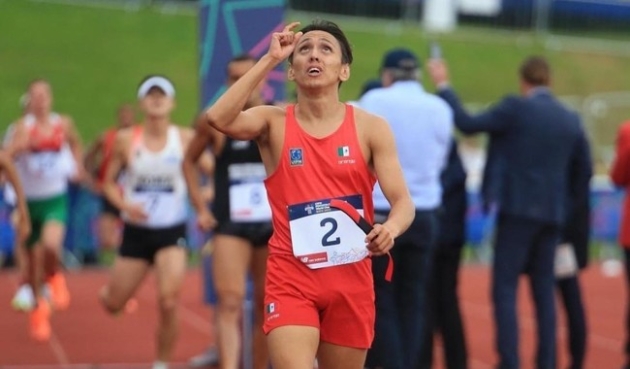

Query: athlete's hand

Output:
[124, 203, 149, 223]
[365, 223, 395, 256]
[197, 208, 218, 231]
[267, 22, 303, 63]
[69, 164, 86, 184]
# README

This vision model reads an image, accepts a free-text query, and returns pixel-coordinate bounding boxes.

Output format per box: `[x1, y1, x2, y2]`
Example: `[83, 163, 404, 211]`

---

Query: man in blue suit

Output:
[428, 56, 592, 369]
[483, 111, 592, 369]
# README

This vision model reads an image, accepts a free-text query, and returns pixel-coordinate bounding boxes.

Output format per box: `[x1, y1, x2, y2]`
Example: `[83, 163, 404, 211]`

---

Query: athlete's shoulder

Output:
[57, 114, 75, 127]
[114, 126, 135, 147]
[175, 124, 194, 142]
[351, 105, 388, 127]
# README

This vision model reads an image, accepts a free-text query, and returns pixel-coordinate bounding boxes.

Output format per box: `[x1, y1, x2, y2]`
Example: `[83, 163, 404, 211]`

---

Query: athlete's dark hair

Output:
[288, 19, 353, 65]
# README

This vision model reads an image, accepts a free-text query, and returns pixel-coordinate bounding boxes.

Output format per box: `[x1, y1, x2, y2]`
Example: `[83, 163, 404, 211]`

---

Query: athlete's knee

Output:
[158, 293, 179, 315]
[217, 291, 244, 315]
[99, 287, 124, 315]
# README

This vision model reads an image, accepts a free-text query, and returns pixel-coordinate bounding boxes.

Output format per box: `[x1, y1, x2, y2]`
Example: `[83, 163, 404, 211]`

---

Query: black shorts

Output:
[119, 223, 187, 263]
[101, 196, 120, 217]
[214, 221, 273, 247]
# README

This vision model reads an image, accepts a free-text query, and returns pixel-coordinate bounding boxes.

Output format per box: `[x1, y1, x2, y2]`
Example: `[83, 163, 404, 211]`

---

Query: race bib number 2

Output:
[288, 194, 369, 269]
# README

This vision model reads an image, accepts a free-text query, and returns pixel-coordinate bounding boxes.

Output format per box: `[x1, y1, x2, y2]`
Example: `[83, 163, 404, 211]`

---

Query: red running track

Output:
[0, 264, 625, 368]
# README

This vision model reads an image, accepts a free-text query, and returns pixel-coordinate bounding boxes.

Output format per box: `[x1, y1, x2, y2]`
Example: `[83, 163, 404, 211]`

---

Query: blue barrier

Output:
[0, 185, 626, 264]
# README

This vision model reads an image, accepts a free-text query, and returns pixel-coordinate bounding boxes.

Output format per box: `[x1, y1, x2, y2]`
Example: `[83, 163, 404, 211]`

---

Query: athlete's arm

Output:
[205, 22, 302, 141]
[0, 152, 30, 241]
[83, 133, 104, 173]
[63, 116, 86, 179]
[366, 114, 415, 255]
[183, 117, 214, 214]
[102, 131, 128, 212]
[4, 121, 29, 158]
[182, 117, 218, 230]
[205, 60, 277, 141]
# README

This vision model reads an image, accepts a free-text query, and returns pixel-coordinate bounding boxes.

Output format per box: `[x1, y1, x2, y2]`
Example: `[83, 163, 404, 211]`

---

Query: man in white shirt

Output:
[359, 48, 453, 369]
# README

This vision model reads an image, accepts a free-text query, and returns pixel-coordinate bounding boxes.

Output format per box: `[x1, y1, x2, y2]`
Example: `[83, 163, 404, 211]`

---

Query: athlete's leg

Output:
[40, 220, 69, 310]
[11, 231, 35, 311]
[98, 212, 122, 250]
[154, 245, 187, 363]
[99, 256, 150, 314]
[267, 326, 320, 369]
[212, 234, 252, 369]
[251, 245, 269, 369]
[317, 342, 367, 369]
[11, 208, 30, 284]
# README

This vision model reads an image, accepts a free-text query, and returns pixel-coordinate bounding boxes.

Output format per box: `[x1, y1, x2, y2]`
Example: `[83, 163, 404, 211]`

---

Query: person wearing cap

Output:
[4, 79, 84, 342]
[428, 56, 592, 369]
[98, 75, 210, 369]
[359, 48, 453, 369]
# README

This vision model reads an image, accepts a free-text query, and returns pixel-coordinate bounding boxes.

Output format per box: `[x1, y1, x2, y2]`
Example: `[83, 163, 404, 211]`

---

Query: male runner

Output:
[184, 54, 273, 369]
[84, 103, 135, 252]
[99, 75, 208, 369]
[204, 21, 415, 369]
[6, 79, 83, 341]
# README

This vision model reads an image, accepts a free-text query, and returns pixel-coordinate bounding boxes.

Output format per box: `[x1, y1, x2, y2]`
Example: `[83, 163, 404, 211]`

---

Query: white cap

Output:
[137, 76, 175, 99]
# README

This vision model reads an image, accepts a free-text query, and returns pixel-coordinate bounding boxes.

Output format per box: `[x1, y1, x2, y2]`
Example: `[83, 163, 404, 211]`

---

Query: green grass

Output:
[2, 0, 630, 153]
[0, 0, 199, 139]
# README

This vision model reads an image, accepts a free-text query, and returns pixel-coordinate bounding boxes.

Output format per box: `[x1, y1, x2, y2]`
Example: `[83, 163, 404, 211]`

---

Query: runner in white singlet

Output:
[99, 75, 211, 369]
[5, 79, 84, 342]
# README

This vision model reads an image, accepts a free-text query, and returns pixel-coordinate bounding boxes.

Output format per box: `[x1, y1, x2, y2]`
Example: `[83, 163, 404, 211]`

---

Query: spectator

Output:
[428, 55, 592, 369]
[360, 48, 453, 369]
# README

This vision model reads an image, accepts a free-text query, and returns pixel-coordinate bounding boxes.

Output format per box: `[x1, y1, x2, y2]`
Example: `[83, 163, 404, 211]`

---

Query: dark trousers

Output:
[418, 241, 467, 369]
[556, 275, 587, 369]
[366, 209, 439, 369]
[492, 214, 560, 369]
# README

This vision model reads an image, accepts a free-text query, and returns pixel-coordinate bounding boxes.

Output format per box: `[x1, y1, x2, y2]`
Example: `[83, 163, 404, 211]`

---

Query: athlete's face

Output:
[288, 30, 349, 88]
[28, 81, 53, 115]
[117, 104, 135, 128]
[140, 87, 174, 118]
[227, 59, 265, 106]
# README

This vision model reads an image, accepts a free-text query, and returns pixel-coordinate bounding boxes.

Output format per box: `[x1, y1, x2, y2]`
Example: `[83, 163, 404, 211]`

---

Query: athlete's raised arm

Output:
[204, 22, 302, 141]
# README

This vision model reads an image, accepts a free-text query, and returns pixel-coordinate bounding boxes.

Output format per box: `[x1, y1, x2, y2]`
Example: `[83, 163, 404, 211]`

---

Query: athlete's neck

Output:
[144, 116, 170, 136]
[295, 92, 343, 123]
[32, 110, 50, 123]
